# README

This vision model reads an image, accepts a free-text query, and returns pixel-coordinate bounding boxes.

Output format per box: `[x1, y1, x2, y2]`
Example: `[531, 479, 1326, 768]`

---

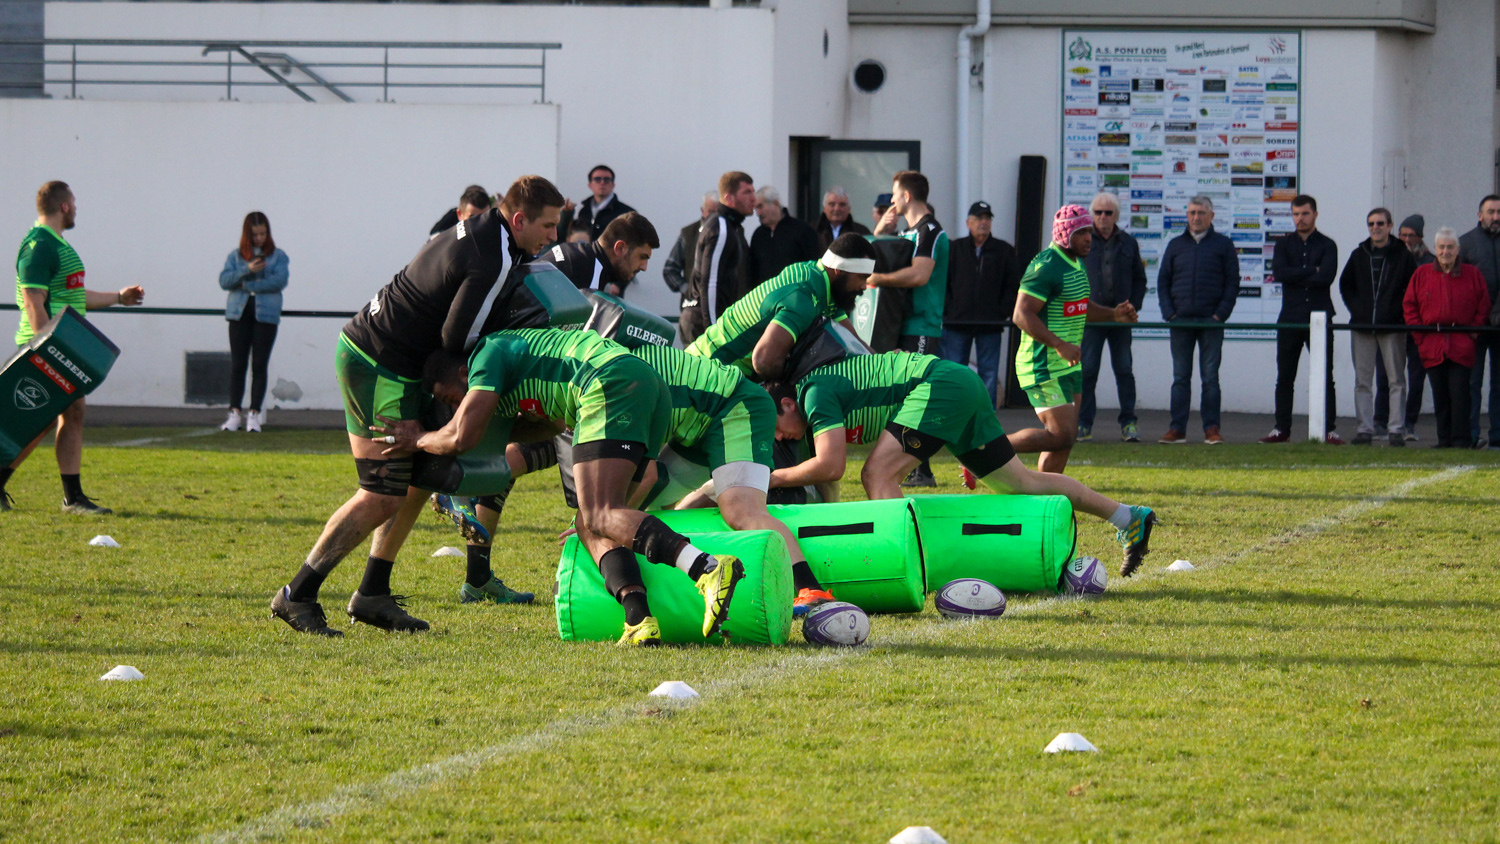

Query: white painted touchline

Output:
[110, 428, 220, 447]
[196, 465, 1474, 843]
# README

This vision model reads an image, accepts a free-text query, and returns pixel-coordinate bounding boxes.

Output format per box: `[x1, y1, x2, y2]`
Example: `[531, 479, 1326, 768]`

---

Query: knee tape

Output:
[475, 478, 516, 513]
[354, 457, 412, 497]
[631, 515, 687, 568]
[599, 546, 644, 599]
[520, 440, 559, 474]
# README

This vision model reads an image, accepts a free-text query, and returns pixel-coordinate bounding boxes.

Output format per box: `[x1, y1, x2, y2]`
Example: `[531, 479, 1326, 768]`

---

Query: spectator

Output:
[1156, 195, 1239, 444]
[940, 200, 1018, 409]
[750, 186, 820, 284]
[1339, 207, 1416, 446]
[1379, 214, 1436, 441]
[663, 191, 718, 301]
[680, 171, 755, 344]
[1, 180, 144, 514]
[814, 186, 872, 251]
[873, 193, 894, 230]
[1404, 227, 1492, 448]
[1459, 194, 1500, 448]
[558, 164, 635, 242]
[428, 185, 491, 240]
[565, 220, 592, 244]
[218, 211, 289, 434]
[1080, 191, 1147, 443]
[1261, 195, 1343, 444]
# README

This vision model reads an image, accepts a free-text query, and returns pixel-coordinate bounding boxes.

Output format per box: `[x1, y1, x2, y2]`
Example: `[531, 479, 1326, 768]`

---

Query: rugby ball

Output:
[935, 578, 1006, 619]
[802, 601, 870, 647]
[1061, 556, 1108, 595]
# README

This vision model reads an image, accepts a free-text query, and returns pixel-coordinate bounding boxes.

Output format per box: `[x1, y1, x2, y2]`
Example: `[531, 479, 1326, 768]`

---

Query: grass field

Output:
[2, 427, 1498, 843]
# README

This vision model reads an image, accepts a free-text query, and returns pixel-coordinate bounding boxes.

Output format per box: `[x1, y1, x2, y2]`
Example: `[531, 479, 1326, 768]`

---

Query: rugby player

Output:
[539, 211, 658, 297]
[764, 352, 1159, 577]
[270, 176, 564, 637]
[380, 329, 744, 647]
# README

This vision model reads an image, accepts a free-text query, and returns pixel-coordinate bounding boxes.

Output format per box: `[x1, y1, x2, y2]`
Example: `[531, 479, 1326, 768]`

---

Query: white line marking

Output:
[109, 429, 220, 447]
[197, 465, 1473, 843]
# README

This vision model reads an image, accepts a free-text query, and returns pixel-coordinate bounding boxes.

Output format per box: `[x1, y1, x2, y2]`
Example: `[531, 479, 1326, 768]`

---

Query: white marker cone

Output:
[890, 827, 948, 844]
[88, 535, 120, 548]
[648, 681, 699, 700]
[1166, 559, 1196, 571]
[100, 665, 144, 681]
[431, 546, 465, 557]
[1045, 732, 1099, 753]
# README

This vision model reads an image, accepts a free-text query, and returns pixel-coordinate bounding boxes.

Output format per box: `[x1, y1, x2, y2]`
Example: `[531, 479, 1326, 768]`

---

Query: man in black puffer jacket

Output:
[1339, 207, 1416, 445]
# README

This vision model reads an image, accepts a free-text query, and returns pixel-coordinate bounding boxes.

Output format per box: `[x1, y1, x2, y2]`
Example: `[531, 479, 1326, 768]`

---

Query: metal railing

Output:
[0, 38, 561, 103]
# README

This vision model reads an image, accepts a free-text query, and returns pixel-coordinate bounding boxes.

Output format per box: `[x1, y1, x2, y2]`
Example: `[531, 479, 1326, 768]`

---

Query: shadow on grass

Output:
[1126, 585, 1500, 613]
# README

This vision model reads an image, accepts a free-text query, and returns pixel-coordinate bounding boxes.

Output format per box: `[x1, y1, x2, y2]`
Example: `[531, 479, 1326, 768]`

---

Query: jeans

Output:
[1375, 334, 1425, 433]
[1432, 360, 1473, 447]
[1080, 325, 1137, 429]
[1351, 332, 1406, 435]
[1168, 326, 1223, 433]
[1469, 333, 1500, 442]
[938, 327, 1003, 409]
[1274, 326, 1338, 434]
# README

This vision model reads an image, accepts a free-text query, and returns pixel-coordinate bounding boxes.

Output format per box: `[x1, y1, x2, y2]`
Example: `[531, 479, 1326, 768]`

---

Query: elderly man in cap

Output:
[940, 200, 1018, 410]
[1079, 191, 1147, 443]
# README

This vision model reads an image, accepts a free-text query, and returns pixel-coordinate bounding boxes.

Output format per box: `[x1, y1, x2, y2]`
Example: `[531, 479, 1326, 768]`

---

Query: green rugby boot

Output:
[618, 616, 662, 647]
[695, 555, 744, 638]
[1116, 505, 1158, 578]
[430, 494, 489, 544]
[459, 575, 535, 605]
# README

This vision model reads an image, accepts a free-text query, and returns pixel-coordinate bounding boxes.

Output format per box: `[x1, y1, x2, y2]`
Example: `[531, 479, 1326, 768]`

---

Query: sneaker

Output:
[0, 490, 12, 513]
[695, 555, 745, 638]
[900, 466, 936, 488]
[1352, 432, 1373, 445]
[62, 495, 113, 515]
[459, 575, 535, 605]
[1476, 438, 1491, 450]
[617, 616, 663, 647]
[1325, 432, 1346, 445]
[1121, 423, 1140, 443]
[1117, 505, 1157, 578]
[1157, 430, 1187, 444]
[270, 586, 343, 637]
[245, 409, 263, 433]
[1404, 432, 1419, 442]
[1077, 426, 1093, 442]
[1389, 433, 1406, 447]
[431, 493, 490, 544]
[960, 467, 977, 490]
[1203, 426, 1225, 445]
[792, 588, 836, 618]
[221, 409, 242, 432]
[347, 591, 429, 632]
[1258, 429, 1290, 443]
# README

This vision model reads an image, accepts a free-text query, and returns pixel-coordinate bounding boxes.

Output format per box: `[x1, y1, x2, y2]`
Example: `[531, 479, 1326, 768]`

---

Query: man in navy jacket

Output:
[1262, 194, 1342, 443]
[1081, 192, 1148, 442]
[1156, 196, 1239, 443]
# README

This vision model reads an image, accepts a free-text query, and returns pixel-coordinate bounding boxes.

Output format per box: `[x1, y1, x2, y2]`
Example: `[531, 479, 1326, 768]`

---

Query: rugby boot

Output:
[347, 591, 429, 632]
[617, 616, 663, 647]
[1117, 505, 1158, 578]
[960, 467, 978, 490]
[459, 575, 535, 605]
[792, 588, 836, 618]
[0, 490, 13, 513]
[62, 495, 112, 515]
[430, 493, 490, 544]
[696, 555, 745, 638]
[270, 586, 343, 637]
[900, 466, 937, 487]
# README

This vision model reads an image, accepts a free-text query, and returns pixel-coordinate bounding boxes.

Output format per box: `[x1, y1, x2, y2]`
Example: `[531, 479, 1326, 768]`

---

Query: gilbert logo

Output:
[13, 376, 49, 410]
[1063, 298, 1090, 317]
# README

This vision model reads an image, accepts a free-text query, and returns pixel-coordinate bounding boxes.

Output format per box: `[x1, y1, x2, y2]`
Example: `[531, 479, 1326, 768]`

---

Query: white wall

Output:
[0, 99, 557, 407]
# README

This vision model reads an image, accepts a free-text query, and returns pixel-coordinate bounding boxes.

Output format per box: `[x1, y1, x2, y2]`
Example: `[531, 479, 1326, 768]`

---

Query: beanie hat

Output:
[1400, 214, 1425, 237]
[1052, 204, 1092, 246]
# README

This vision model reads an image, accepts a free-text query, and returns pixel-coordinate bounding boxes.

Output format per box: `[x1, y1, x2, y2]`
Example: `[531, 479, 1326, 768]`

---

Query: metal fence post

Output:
[69, 44, 77, 99]
[1308, 311, 1328, 441]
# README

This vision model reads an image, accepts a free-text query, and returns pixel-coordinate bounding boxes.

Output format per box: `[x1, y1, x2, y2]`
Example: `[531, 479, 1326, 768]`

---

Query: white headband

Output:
[821, 249, 876, 274]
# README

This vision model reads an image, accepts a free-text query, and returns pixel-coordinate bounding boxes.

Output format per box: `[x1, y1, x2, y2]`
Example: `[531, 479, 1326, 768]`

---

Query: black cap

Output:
[967, 201, 994, 218]
[874, 193, 893, 208]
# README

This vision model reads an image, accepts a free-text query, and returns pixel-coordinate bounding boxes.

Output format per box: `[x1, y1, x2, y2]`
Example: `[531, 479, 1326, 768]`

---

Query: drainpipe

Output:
[955, 0, 991, 226]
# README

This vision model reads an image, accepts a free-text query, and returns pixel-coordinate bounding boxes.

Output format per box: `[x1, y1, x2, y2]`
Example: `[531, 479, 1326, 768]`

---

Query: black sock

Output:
[61, 473, 84, 502]
[919, 459, 932, 475]
[466, 544, 493, 589]
[621, 590, 651, 626]
[287, 564, 328, 603]
[358, 555, 395, 596]
[0, 466, 14, 490]
[792, 561, 823, 592]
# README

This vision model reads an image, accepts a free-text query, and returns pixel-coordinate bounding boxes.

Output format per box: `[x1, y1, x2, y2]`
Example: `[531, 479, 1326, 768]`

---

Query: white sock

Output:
[675, 544, 713, 574]
[1107, 504, 1133, 530]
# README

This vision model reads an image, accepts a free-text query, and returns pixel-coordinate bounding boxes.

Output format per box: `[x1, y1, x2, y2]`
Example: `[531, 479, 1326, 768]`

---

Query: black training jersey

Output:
[341, 208, 529, 380]
[539, 240, 625, 293]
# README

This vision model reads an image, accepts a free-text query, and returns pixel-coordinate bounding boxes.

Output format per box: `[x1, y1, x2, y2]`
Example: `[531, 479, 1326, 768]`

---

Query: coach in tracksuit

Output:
[680, 171, 756, 344]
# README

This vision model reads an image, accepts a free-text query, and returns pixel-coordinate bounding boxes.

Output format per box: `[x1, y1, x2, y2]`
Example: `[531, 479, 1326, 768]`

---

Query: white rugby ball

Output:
[1062, 556, 1108, 595]
[935, 578, 1006, 619]
[802, 601, 870, 647]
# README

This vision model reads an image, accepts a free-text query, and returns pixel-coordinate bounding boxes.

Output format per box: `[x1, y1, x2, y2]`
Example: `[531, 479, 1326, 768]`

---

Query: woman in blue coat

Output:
[218, 211, 288, 432]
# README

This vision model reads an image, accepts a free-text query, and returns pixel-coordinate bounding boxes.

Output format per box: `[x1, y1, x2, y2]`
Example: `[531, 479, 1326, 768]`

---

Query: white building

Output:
[2, 0, 1493, 417]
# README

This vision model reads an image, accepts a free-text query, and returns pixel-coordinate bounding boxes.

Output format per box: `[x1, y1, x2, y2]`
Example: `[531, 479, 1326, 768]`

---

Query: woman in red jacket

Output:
[1403, 227, 1493, 448]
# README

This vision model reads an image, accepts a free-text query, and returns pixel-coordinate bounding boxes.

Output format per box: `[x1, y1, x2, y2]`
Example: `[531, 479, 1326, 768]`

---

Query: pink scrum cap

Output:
[1051, 204, 1093, 246]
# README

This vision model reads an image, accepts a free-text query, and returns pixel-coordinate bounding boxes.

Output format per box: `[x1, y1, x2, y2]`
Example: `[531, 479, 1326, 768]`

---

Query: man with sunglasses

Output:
[1079, 192, 1147, 443]
[558, 165, 635, 243]
[1339, 207, 1416, 446]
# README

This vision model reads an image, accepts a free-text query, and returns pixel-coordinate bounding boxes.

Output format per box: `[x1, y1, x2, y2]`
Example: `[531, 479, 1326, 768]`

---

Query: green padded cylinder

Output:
[0, 307, 119, 464]
[555, 529, 793, 645]
[912, 494, 1077, 594]
[648, 498, 925, 614]
[502, 263, 594, 330]
[583, 290, 675, 349]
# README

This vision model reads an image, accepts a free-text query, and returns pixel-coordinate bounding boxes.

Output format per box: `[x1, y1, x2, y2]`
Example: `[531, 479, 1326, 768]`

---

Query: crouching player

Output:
[377, 328, 744, 646]
[764, 352, 1160, 576]
[631, 344, 837, 615]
